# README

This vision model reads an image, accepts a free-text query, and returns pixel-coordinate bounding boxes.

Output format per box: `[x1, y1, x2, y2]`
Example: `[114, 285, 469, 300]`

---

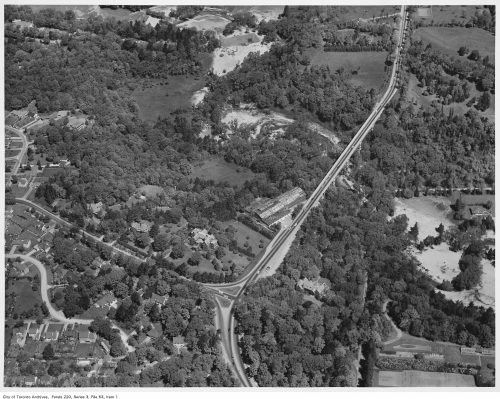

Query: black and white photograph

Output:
[1, 1, 496, 391]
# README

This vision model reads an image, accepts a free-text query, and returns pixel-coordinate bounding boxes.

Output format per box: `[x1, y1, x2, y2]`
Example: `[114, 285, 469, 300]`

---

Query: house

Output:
[173, 335, 186, 354]
[94, 293, 117, 310]
[27, 323, 42, 340]
[42, 323, 64, 341]
[12, 239, 31, 250]
[481, 348, 495, 356]
[469, 206, 491, 218]
[77, 325, 97, 344]
[191, 228, 218, 248]
[23, 375, 37, 387]
[149, 293, 169, 306]
[88, 202, 104, 216]
[12, 323, 29, 347]
[460, 346, 478, 355]
[131, 220, 153, 233]
[147, 323, 162, 339]
[297, 278, 328, 295]
[12, 262, 30, 277]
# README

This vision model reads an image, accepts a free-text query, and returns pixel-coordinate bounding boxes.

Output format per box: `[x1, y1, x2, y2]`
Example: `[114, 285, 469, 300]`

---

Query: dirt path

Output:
[381, 299, 403, 345]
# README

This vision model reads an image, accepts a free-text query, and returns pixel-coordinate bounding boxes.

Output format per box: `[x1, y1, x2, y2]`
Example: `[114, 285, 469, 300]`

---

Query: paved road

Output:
[5, 253, 135, 352]
[15, 197, 143, 262]
[210, 5, 409, 386]
[6, 126, 29, 175]
[5, 253, 92, 324]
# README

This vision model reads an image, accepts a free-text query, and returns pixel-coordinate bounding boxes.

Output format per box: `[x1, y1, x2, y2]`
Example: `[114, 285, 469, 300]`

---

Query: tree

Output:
[408, 223, 419, 241]
[43, 343, 55, 360]
[476, 91, 491, 111]
[458, 46, 469, 56]
[153, 234, 169, 252]
[188, 251, 202, 266]
[468, 49, 480, 61]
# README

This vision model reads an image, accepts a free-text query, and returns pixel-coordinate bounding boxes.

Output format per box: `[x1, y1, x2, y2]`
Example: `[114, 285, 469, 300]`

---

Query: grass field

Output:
[306, 49, 389, 90]
[132, 70, 210, 121]
[177, 13, 230, 31]
[413, 27, 494, 62]
[414, 5, 483, 24]
[7, 279, 42, 315]
[190, 158, 257, 188]
[221, 220, 270, 256]
[221, 32, 261, 47]
[378, 370, 475, 387]
[336, 6, 400, 21]
[5, 149, 21, 158]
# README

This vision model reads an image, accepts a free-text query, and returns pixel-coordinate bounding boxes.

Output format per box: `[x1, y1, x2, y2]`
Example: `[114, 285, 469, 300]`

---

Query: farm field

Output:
[377, 370, 475, 387]
[412, 27, 494, 62]
[306, 50, 389, 90]
[132, 71, 210, 121]
[6, 279, 42, 315]
[190, 158, 257, 188]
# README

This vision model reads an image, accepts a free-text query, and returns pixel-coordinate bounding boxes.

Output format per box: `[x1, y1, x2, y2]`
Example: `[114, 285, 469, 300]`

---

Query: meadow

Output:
[307, 50, 389, 91]
[190, 158, 257, 189]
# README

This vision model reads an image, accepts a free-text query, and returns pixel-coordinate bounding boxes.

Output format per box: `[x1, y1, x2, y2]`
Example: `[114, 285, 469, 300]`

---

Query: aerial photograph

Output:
[2, 3, 496, 389]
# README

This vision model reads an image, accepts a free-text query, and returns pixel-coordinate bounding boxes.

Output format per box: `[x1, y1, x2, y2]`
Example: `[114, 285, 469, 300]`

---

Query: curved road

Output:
[5, 253, 135, 352]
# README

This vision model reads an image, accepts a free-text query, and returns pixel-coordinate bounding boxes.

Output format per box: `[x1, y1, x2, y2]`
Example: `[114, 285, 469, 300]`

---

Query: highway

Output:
[210, 6, 409, 386]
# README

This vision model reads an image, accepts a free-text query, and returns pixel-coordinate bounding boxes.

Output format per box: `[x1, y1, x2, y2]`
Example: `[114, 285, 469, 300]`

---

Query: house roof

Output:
[173, 335, 185, 345]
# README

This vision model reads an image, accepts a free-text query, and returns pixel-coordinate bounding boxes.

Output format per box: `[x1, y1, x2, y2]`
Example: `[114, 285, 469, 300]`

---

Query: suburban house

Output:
[88, 202, 105, 216]
[191, 228, 218, 249]
[149, 293, 169, 306]
[131, 220, 153, 233]
[469, 206, 491, 218]
[77, 325, 97, 344]
[42, 323, 65, 342]
[297, 278, 329, 295]
[26, 323, 42, 340]
[173, 335, 187, 354]
[93, 293, 118, 310]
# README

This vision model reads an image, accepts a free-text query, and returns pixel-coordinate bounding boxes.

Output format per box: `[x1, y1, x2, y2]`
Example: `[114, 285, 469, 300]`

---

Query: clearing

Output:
[190, 158, 257, 188]
[6, 278, 43, 315]
[306, 49, 389, 91]
[220, 220, 270, 256]
[436, 259, 495, 309]
[132, 72, 210, 121]
[177, 13, 230, 32]
[211, 29, 273, 76]
[377, 370, 475, 387]
[393, 197, 453, 241]
[222, 105, 294, 139]
[412, 27, 494, 62]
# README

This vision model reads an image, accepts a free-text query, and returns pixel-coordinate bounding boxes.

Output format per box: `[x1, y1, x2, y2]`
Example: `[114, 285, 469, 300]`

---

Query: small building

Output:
[191, 228, 218, 249]
[27, 323, 42, 340]
[77, 325, 97, 344]
[469, 206, 491, 218]
[460, 346, 478, 355]
[93, 293, 117, 310]
[481, 348, 495, 356]
[23, 375, 37, 387]
[173, 335, 186, 354]
[131, 220, 153, 233]
[297, 278, 328, 295]
[42, 323, 64, 342]
[88, 202, 104, 216]
[150, 293, 169, 306]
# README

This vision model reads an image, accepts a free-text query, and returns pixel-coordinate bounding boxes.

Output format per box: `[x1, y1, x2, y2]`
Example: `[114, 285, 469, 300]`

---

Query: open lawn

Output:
[221, 32, 260, 47]
[5, 149, 21, 158]
[6, 279, 42, 314]
[306, 49, 389, 91]
[336, 6, 400, 21]
[221, 220, 270, 256]
[377, 370, 475, 387]
[413, 27, 494, 62]
[177, 13, 230, 31]
[407, 74, 495, 123]
[132, 72, 210, 121]
[190, 158, 257, 188]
